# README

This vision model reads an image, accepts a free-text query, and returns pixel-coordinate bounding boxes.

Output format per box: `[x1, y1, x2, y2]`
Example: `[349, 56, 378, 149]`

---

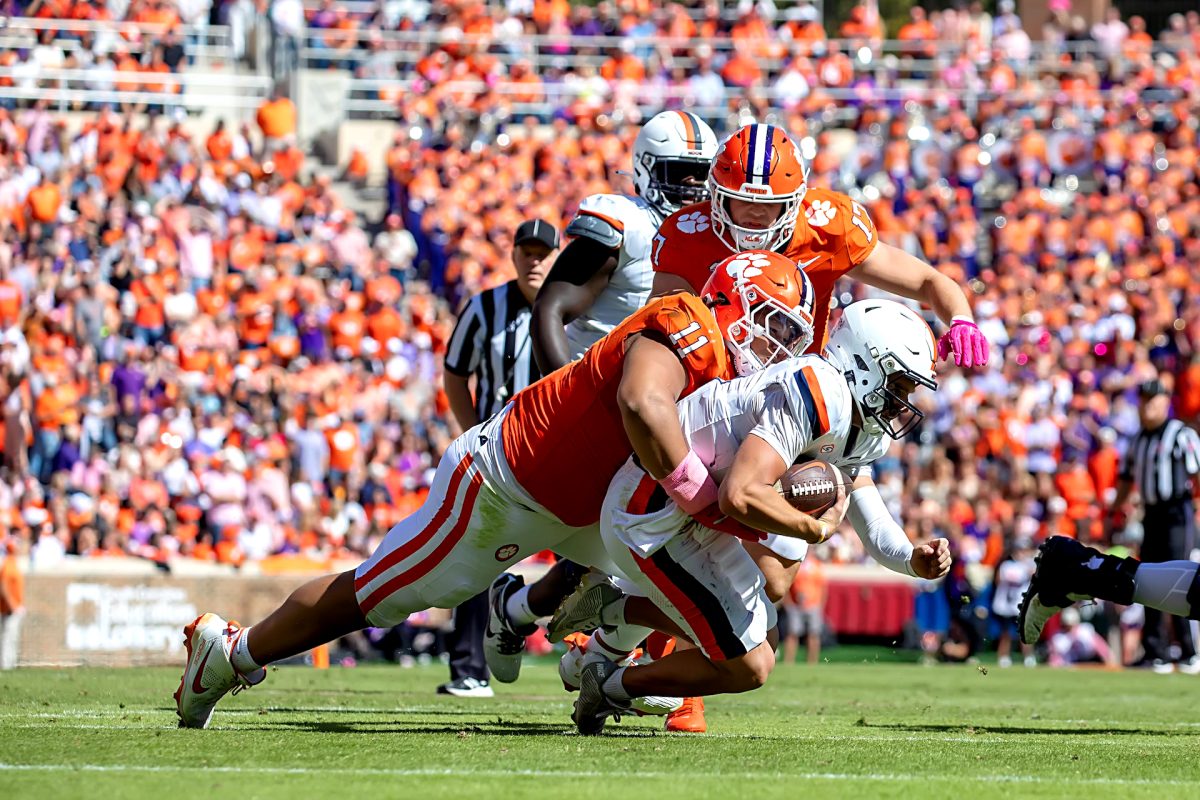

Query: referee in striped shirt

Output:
[1110, 379, 1200, 671]
[436, 218, 559, 697]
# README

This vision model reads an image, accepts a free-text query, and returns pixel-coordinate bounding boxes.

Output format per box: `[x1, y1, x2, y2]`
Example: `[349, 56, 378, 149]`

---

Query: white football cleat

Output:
[483, 573, 537, 684]
[174, 613, 265, 729]
[548, 572, 624, 643]
[560, 639, 681, 716]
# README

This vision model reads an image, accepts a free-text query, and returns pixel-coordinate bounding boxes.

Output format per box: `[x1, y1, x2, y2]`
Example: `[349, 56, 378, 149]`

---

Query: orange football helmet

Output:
[701, 250, 816, 377]
[708, 124, 808, 253]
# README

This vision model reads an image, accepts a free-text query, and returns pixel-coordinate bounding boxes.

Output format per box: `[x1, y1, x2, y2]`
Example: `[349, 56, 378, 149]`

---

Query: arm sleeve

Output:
[444, 296, 483, 377]
[749, 385, 809, 467]
[846, 481, 916, 577]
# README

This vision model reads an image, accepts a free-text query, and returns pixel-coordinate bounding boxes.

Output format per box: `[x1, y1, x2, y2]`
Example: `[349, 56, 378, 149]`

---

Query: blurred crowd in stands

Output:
[0, 0, 1197, 664]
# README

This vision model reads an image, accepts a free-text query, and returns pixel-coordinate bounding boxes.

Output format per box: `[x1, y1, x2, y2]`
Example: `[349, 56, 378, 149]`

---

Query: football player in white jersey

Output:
[530, 109, 719, 369]
[484, 111, 719, 684]
[553, 293, 954, 734]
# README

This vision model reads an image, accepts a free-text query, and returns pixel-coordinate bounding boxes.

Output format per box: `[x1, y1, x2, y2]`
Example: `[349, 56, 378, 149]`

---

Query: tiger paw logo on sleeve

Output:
[676, 211, 710, 234]
[805, 199, 837, 227]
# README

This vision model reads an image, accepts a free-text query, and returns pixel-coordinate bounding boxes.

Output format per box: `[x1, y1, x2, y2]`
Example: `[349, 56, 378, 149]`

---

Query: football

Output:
[777, 460, 852, 517]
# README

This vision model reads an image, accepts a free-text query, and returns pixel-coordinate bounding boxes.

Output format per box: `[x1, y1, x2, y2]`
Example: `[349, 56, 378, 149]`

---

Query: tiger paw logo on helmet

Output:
[724, 253, 773, 279]
[805, 199, 837, 227]
[676, 211, 710, 234]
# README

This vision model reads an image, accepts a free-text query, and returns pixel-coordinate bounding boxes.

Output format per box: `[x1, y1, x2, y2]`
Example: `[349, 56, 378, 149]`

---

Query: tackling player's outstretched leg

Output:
[1019, 536, 1200, 654]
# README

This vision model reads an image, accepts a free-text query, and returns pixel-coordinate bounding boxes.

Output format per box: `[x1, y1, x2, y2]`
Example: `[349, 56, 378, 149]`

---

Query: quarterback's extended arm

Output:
[850, 243, 989, 369]
[846, 472, 951, 579]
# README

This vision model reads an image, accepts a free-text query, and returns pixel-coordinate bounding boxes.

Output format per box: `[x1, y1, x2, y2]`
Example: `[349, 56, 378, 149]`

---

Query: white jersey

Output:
[565, 193, 661, 359]
[678, 355, 888, 483]
[992, 557, 1035, 618]
[607, 355, 887, 561]
[678, 355, 888, 561]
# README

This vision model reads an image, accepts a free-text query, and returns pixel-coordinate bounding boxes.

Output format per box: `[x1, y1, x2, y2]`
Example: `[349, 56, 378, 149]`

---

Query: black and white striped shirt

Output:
[444, 280, 543, 421]
[1119, 420, 1200, 507]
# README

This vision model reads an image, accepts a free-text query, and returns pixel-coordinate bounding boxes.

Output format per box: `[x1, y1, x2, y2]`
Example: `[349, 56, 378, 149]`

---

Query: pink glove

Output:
[938, 317, 989, 369]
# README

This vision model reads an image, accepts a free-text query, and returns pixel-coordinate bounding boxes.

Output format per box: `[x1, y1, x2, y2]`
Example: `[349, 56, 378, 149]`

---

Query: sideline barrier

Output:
[13, 559, 919, 667]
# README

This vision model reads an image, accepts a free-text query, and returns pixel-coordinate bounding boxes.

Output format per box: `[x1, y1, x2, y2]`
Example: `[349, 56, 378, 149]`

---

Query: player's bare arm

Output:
[650, 271, 694, 298]
[719, 434, 845, 543]
[845, 471, 950, 580]
[531, 236, 620, 372]
[849, 243, 989, 368]
[849, 242, 973, 326]
[616, 334, 691, 480]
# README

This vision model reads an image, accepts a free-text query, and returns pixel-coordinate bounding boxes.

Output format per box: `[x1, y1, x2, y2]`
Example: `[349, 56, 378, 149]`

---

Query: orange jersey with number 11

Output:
[501, 292, 731, 527]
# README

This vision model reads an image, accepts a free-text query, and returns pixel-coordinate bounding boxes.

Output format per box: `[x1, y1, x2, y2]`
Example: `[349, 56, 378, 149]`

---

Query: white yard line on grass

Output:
[1, 763, 1198, 786]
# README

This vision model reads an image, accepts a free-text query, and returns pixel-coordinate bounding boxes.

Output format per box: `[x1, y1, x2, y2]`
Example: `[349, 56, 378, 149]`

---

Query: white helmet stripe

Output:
[747, 124, 770, 184]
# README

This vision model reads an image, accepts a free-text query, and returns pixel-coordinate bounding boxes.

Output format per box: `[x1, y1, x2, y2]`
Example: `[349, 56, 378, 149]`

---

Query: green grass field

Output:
[2, 656, 1199, 799]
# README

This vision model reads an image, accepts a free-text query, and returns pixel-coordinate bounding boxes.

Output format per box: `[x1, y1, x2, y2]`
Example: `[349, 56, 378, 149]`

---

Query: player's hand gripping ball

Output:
[777, 460, 853, 518]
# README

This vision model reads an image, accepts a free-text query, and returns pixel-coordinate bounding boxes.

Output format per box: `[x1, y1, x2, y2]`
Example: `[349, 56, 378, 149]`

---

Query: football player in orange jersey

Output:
[487, 111, 718, 682]
[652, 123, 989, 368]
[658, 121, 980, 600]
[645, 123, 989, 733]
[173, 253, 816, 729]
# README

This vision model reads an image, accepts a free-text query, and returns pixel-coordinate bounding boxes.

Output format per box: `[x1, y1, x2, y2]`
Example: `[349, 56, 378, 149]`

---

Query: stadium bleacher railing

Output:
[309, 30, 1189, 122]
[1, 16, 237, 67]
[0, 66, 274, 114]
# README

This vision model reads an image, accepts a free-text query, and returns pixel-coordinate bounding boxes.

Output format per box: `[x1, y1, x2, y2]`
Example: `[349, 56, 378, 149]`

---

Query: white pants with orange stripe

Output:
[354, 410, 602, 627]
[600, 459, 773, 662]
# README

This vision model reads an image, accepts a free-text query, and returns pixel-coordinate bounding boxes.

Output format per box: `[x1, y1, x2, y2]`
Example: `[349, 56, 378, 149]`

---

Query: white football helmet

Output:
[824, 300, 939, 439]
[632, 111, 718, 218]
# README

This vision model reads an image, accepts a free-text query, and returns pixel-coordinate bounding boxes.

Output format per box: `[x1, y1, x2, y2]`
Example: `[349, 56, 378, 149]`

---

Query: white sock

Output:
[602, 665, 631, 702]
[599, 596, 627, 628]
[504, 585, 539, 626]
[589, 631, 633, 661]
[1134, 562, 1199, 617]
[230, 626, 264, 675]
[592, 623, 653, 658]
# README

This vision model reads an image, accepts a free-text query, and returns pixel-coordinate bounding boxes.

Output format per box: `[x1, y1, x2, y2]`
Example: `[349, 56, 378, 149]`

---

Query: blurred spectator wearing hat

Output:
[1109, 379, 1200, 673]
[436, 217, 558, 698]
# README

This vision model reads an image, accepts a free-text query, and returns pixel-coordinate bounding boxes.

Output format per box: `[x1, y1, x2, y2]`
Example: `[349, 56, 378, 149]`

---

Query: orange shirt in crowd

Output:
[237, 290, 274, 346]
[600, 53, 645, 83]
[0, 280, 21, 325]
[790, 558, 827, 611]
[0, 551, 23, 614]
[329, 307, 367, 356]
[206, 129, 233, 161]
[257, 97, 297, 140]
[27, 182, 62, 223]
[327, 422, 360, 473]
